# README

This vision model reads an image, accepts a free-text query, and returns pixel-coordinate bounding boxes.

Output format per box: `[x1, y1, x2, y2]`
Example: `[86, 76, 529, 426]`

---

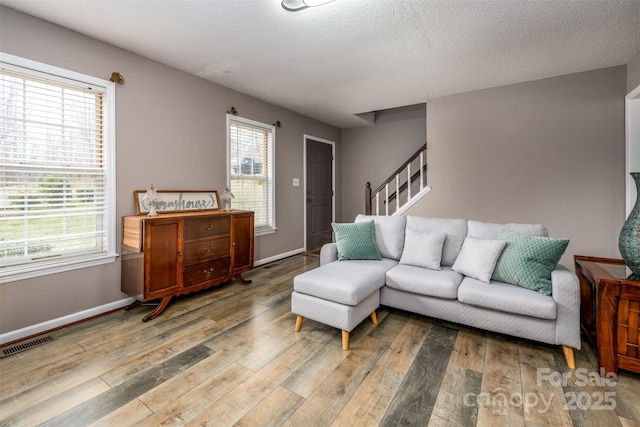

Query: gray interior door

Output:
[306, 139, 333, 250]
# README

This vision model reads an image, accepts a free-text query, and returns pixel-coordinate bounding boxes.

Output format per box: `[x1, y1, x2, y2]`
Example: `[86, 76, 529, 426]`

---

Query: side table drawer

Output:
[184, 258, 231, 287]
[617, 286, 640, 371]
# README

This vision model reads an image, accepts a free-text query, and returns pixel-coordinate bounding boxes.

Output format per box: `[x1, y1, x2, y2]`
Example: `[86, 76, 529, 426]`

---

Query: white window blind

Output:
[227, 115, 275, 234]
[0, 54, 116, 282]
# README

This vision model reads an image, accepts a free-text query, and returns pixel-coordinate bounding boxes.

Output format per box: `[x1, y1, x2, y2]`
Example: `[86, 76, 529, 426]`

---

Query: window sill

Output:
[255, 227, 277, 237]
[0, 253, 119, 284]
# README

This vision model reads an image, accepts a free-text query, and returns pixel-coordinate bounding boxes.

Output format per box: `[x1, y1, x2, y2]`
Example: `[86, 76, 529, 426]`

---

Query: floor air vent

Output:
[0, 334, 56, 358]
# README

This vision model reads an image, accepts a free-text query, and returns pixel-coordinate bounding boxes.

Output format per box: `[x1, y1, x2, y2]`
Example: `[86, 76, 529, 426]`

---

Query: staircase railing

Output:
[365, 143, 430, 216]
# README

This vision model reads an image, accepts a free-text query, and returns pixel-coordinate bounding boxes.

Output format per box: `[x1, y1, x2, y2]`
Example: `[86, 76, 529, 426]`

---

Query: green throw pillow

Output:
[492, 230, 569, 296]
[332, 221, 381, 261]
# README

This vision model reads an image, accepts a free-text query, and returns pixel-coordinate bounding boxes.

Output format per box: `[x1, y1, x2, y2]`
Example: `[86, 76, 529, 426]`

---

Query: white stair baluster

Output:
[420, 151, 424, 190]
[385, 184, 389, 215]
[395, 175, 400, 212]
[407, 163, 412, 200]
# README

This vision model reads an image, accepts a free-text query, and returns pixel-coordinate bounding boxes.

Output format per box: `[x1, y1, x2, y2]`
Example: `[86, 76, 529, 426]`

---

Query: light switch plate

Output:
[293, 178, 300, 186]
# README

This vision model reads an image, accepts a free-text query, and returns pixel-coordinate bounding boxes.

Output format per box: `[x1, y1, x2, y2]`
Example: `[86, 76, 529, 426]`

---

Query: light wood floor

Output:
[1, 254, 639, 427]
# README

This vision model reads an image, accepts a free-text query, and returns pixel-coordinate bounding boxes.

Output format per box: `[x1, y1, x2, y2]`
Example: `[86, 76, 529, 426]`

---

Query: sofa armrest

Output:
[320, 243, 338, 265]
[551, 264, 581, 349]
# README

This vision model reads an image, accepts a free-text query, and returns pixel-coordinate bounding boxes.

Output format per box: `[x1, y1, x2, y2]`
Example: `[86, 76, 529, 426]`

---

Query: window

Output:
[227, 115, 275, 234]
[0, 53, 117, 283]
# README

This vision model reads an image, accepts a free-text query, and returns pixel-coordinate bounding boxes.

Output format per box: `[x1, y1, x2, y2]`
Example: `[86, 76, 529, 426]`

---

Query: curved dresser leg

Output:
[142, 296, 172, 322]
[234, 273, 252, 285]
[124, 300, 140, 311]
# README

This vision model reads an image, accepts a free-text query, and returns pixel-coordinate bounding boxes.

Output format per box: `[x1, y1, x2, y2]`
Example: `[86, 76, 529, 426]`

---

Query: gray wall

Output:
[407, 66, 627, 267]
[341, 104, 426, 222]
[628, 50, 640, 94]
[0, 6, 341, 334]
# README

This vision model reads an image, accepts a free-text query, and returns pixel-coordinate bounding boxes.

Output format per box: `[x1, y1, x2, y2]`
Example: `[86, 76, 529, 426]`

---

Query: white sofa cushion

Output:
[293, 258, 398, 305]
[355, 214, 406, 260]
[457, 276, 556, 320]
[405, 216, 467, 267]
[399, 229, 446, 270]
[386, 265, 463, 300]
[467, 220, 548, 239]
[452, 236, 506, 283]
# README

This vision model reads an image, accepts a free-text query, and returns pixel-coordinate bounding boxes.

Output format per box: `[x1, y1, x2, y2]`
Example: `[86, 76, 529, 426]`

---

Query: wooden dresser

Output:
[121, 210, 254, 321]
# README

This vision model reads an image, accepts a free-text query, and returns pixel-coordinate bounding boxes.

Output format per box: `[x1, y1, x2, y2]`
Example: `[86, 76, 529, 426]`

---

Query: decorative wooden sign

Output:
[133, 190, 220, 215]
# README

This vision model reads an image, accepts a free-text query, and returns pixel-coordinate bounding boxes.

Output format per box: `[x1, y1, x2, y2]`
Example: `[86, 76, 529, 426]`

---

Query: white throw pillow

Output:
[399, 229, 447, 270]
[355, 214, 406, 260]
[452, 236, 507, 283]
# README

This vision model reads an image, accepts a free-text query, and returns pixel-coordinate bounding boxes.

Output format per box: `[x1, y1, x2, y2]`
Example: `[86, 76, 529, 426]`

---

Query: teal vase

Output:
[619, 172, 640, 275]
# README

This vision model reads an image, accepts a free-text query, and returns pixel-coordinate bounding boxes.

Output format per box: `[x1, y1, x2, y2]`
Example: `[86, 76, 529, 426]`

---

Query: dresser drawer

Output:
[183, 236, 230, 266]
[184, 216, 230, 240]
[183, 258, 231, 287]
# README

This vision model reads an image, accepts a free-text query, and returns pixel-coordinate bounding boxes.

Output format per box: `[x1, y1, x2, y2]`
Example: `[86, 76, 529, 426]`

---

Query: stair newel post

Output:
[365, 182, 372, 215]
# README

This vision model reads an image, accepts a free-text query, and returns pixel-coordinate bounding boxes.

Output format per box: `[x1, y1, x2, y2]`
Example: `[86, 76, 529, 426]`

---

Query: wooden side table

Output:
[574, 255, 640, 375]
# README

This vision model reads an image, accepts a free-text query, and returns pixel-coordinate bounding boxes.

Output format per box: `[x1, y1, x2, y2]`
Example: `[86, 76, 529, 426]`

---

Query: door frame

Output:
[303, 134, 336, 251]
[626, 85, 640, 215]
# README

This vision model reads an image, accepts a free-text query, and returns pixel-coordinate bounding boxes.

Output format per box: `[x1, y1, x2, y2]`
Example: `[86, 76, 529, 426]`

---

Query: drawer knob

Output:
[205, 225, 214, 231]
[204, 268, 214, 275]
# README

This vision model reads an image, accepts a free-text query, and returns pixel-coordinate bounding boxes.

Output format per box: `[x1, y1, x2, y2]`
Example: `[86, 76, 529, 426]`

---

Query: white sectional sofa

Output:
[292, 214, 580, 369]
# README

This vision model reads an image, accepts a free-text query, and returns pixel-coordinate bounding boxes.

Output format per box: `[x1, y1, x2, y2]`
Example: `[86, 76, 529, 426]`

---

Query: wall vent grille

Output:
[0, 335, 56, 358]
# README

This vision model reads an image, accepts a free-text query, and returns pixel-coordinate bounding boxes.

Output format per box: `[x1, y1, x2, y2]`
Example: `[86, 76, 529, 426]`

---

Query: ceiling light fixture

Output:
[281, 0, 335, 12]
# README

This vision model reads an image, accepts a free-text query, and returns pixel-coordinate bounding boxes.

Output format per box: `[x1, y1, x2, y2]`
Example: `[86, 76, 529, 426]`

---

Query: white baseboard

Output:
[0, 297, 135, 345]
[254, 247, 306, 267]
[1, 248, 309, 345]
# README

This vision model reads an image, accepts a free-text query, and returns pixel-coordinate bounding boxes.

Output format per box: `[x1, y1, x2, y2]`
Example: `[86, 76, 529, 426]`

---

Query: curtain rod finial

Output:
[109, 72, 124, 84]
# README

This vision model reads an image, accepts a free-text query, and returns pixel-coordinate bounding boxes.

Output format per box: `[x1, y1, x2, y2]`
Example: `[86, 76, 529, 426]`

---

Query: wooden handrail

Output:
[365, 143, 428, 215]
[371, 143, 426, 195]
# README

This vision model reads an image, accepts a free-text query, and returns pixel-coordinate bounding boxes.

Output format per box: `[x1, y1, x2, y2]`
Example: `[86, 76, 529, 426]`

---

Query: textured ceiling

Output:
[2, 0, 640, 128]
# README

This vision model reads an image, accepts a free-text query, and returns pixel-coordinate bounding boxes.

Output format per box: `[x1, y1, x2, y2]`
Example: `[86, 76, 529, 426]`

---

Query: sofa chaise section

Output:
[292, 216, 406, 350]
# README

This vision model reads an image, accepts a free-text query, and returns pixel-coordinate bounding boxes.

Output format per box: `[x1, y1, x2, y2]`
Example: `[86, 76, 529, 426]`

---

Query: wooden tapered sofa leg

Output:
[370, 311, 378, 325]
[342, 330, 350, 350]
[294, 315, 303, 332]
[562, 346, 576, 369]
